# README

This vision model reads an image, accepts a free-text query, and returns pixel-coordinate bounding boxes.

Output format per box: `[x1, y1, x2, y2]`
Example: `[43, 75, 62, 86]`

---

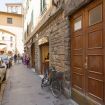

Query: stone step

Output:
[63, 87, 71, 98]
[64, 80, 70, 89]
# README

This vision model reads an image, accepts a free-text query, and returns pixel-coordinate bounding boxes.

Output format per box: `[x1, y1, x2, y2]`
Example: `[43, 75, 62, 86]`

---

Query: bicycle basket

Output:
[56, 72, 63, 80]
[49, 66, 56, 72]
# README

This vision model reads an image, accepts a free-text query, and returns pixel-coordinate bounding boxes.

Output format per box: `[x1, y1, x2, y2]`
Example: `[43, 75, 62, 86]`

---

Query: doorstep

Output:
[39, 75, 44, 79]
[30, 68, 44, 79]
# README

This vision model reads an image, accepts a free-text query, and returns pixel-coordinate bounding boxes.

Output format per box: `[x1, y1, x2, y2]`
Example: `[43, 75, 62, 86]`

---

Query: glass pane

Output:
[89, 4, 102, 26]
[74, 16, 82, 31]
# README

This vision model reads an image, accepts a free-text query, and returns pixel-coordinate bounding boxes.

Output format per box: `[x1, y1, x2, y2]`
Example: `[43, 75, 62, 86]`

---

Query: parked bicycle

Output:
[41, 66, 63, 98]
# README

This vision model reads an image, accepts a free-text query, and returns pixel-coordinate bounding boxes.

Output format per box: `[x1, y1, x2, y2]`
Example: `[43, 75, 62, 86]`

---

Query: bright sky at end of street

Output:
[0, 0, 23, 12]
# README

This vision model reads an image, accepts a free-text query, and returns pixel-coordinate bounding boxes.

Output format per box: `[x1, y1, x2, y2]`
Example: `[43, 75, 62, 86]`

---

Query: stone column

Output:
[63, 16, 71, 98]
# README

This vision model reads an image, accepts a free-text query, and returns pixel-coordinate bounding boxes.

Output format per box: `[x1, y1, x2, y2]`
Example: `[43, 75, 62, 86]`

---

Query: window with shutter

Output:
[7, 18, 12, 24]
[40, 0, 46, 15]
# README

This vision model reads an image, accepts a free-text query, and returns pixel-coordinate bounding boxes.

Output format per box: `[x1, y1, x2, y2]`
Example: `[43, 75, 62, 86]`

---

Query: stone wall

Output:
[35, 11, 69, 72]
[63, 17, 71, 97]
[64, 0, 93, 16]
[34, 39, 40, 73]
[34, 11, 71, 97]
[49, 12, 66, 71]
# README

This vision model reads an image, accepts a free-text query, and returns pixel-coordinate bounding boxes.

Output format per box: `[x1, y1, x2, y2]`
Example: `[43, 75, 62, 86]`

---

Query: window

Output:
[15, 6, 18, 13]
[26, 0, 29, 11]
[89, 4, 102, 26]
[40, 0, 46, 14]
[7, 18, 12, 24]
[27, 25, 29, 35]
[2, 36, 4, 40]
[74, 16, 82, 31]
[8, 6, 11, 12]
[24, 32, 26, 40]
[10, 36, 13, 41]
[31, 10, 33, 26]
[10, 43, 13, 47]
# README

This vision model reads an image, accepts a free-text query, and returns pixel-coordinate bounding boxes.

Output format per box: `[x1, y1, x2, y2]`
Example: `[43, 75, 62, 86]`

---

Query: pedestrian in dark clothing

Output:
[24, 55, 27, 65]
[26, 55, 30, 68]
[14, 54, 17, 63]
[17, 54, 20, 63]
[21, 56, 23, 63]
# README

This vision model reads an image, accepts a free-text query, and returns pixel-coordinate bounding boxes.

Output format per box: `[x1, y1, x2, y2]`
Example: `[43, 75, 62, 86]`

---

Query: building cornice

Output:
[0, 11, 23, 16]
[5, 3, 22, 6]
[0, 29, 15, 36]
[25, 6, 64, 45]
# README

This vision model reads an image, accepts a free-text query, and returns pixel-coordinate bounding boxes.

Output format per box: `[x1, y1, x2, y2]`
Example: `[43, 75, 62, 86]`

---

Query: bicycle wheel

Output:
[51, 80, 61, 98]
[41, 78, 45, 88]
[41, 77, 49, 88]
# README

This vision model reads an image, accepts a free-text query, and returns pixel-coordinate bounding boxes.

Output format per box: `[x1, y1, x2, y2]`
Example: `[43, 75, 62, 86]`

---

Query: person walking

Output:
[14, 54, 17, 63]
[26, 54, 30, 68]
[17, 54, 20, 63]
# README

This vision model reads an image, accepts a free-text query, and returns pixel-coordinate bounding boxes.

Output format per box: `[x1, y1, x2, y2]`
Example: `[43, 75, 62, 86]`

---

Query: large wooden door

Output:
[40, 43, 49, 74]
[71, 0, 105, 104]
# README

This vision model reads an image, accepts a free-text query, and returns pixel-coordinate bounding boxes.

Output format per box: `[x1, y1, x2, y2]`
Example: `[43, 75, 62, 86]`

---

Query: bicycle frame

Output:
[41, 67, 63, 97]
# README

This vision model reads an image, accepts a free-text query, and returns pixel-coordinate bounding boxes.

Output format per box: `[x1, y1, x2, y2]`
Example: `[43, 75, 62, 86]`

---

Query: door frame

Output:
[40, 42, 49, 74]
[70, 0, 105, 104]
[103, 0, 105, 103]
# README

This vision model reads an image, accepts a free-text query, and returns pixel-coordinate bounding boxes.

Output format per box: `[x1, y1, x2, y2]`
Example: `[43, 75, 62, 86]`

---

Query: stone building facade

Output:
[34, 9, 71, 96]
[24, 0, 71, 98]
[24, 0, 105, 105]
[0, 12, 23, 54]
[0, 3, 24, 54]
[64, 0, 105, 105]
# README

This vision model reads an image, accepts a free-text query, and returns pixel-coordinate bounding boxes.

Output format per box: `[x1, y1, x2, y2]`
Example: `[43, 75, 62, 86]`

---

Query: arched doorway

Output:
[40, 43, 49, 74]
[31, 43, 35, 68]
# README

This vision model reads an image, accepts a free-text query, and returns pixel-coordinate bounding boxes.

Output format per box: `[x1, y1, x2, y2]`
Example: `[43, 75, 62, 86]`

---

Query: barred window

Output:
[40, 0, 46, 14]
[7, 18, 12, 24]
[2, 36, 4, 40]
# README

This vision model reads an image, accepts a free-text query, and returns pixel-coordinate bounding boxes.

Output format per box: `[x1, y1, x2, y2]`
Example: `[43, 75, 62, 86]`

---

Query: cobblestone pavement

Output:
[1, 63, 78, 105]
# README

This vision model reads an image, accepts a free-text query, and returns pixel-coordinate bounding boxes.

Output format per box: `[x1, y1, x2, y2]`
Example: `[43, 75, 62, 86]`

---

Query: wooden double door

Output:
[71, 0, 105, 104]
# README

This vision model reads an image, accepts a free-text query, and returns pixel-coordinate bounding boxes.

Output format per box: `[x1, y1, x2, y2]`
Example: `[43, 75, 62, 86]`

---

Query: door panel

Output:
[88, 30, 102, 48]
[86, 1, 104, 103]
[71, 0, 104, 104]
[71, 10, 85, 93]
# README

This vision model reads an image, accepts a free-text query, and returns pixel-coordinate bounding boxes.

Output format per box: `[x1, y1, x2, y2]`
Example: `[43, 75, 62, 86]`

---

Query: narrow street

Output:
[1, 63, 77, 105]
